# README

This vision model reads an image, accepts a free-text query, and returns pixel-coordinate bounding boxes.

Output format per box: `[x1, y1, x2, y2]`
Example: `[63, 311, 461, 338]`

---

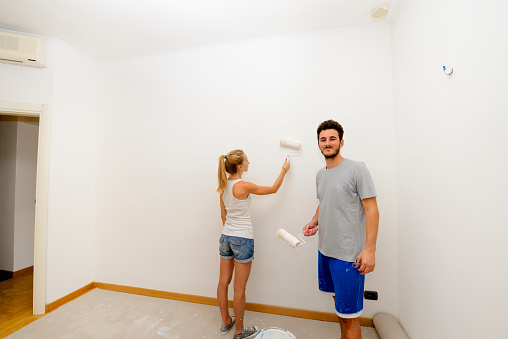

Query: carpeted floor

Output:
[6, 289, 380, 338]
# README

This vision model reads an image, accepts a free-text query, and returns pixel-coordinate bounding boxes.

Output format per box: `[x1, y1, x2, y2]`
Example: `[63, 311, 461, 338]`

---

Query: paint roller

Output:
[279, 139, 301, 150]
[277, 228, 305, 249]
[280, 139, 301, 160]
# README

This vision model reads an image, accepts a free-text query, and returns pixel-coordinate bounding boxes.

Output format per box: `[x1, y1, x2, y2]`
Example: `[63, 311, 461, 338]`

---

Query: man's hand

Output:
[355, 249, 376, 275]
[303, 221, 319, 236]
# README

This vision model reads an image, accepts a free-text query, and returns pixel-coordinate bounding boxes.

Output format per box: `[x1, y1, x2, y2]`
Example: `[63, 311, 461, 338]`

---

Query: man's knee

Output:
[339, 317, 360, 326]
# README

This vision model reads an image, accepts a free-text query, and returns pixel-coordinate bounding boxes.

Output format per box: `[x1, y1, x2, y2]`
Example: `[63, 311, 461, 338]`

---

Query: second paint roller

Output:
[277, 228, 305, 249]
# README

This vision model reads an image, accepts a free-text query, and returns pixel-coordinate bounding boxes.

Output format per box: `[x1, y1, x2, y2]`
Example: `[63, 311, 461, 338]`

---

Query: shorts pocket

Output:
[219, 235, 233, 257]
[230, 237, 246, 256]
[230, 237, 246, 246]
[219, 240, 229, 252]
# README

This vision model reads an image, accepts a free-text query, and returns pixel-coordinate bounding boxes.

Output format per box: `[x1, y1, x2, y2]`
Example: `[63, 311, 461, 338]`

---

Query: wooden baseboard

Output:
[13, 266, 34, 278]
[0, 266, 34, 282]
[244, 301, 373, 327]
[0, 269, 13, 282]
[45, 282, 95, 313]
[94, 282, 374, 327]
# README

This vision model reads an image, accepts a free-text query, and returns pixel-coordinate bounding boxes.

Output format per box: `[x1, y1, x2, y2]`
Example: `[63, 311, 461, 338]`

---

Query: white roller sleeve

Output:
[373, 313, 409, 339]
[280, 139, 301, 150]
[277, 229, 302, 248]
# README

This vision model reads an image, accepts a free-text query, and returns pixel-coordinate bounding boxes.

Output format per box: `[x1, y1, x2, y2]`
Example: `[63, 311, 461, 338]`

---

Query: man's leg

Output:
[338, 317, 361, 339]
[325, 255, 364, 339]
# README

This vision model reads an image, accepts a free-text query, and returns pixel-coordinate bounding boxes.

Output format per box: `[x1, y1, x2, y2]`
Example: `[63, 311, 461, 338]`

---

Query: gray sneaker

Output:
[233, 325, 260, 339]
[220, 315, 235, 335]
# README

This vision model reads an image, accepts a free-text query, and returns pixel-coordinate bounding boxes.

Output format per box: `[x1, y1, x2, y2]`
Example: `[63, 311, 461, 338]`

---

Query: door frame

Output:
[0, 100, 51, 315]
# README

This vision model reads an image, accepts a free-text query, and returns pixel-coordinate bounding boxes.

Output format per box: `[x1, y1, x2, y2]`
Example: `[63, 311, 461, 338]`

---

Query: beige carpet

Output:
[6, 289, 380, 338]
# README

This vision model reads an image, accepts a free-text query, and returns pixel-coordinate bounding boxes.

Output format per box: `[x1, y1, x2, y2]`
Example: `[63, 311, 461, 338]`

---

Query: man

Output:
[303, 119, 379, 339]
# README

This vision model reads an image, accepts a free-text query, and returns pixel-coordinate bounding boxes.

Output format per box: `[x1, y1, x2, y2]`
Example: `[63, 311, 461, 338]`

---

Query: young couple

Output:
[216, 120, 379, 339]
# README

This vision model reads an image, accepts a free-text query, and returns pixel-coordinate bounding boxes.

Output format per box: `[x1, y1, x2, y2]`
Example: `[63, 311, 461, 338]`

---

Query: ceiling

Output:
[0, 0, 402, 61]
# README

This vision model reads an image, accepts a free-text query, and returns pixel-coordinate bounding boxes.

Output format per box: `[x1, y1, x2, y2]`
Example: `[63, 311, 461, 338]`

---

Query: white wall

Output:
[0, 50, 53, 105]
[45, 40, 98, 303]
[391, 0, 508, 338]
[0, 38, 98, 303]
[0, 117, 17, 272]
[95, 24, 398, 317]
[13, 117, 39, 271]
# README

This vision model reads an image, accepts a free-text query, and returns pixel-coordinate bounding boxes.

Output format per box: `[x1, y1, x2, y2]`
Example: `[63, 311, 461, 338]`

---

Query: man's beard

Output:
[321, 146, 340, 159]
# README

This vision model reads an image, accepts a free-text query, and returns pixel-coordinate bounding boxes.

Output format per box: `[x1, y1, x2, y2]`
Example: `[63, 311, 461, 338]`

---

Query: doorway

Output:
[0, 100, 51, 315]
[0, 115, 38, 284]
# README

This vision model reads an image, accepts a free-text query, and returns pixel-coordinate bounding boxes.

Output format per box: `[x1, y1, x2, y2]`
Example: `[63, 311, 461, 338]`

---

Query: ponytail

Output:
[217, 154, 228, 193]
[216, 149, 244, 193]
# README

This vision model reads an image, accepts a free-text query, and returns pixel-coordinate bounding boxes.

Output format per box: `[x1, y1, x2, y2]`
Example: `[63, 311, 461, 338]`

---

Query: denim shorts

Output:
[318, 251, 365, 318]
[219, 234, 254, 263]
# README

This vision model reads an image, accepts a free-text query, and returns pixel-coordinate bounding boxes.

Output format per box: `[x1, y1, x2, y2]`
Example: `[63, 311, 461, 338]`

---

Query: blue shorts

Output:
[318, 251, 365, 318]
[219, 235, 254, 263]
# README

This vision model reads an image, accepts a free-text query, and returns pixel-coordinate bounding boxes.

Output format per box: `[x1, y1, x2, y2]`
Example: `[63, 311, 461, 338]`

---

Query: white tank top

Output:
[222, 179, 253, 239]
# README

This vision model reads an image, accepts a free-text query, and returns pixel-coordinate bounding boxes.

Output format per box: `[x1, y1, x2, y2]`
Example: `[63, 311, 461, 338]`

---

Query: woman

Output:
[216, 149, 290, 339]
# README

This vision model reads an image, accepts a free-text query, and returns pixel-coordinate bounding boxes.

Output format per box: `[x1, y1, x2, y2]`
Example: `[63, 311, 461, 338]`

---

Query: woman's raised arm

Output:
[234, 159, 290, 198]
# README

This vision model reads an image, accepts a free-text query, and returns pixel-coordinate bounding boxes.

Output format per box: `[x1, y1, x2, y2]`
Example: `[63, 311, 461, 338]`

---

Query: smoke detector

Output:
[371, 4, 389, 20]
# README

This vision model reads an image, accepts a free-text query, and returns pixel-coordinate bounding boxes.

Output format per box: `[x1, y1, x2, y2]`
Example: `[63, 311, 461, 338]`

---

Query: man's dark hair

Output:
[317, 120, 344, 141]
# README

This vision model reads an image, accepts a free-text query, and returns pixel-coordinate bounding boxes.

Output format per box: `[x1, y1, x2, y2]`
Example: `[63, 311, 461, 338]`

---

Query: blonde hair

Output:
[217, 149, 244, 193]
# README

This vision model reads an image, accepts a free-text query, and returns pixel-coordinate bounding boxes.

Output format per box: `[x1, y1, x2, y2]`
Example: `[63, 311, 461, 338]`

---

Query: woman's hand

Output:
[283, 158, 290, 173]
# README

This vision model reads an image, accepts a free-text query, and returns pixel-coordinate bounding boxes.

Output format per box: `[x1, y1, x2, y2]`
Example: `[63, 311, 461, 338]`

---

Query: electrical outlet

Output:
[364, 291, 378, 300]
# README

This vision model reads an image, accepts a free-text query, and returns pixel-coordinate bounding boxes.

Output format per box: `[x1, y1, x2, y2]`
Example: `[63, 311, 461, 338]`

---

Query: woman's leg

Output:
[217, 258, 234, 325]
[233, 261, 252, 334]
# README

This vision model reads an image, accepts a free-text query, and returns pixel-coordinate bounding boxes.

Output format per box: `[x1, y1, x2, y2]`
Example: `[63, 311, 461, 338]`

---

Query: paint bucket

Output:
[255, 327, 296, 338]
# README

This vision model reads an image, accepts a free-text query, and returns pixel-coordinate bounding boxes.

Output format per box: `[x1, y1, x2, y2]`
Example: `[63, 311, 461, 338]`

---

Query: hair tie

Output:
[224, 155, 227, 162]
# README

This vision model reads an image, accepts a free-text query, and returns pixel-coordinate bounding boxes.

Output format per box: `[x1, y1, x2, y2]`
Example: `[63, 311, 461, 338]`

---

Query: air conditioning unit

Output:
[0, 30, 45, 68]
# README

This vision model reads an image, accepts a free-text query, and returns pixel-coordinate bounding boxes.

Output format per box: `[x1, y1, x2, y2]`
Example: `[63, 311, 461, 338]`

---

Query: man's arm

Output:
[303, 206, 319, 236]
[356, 197, 379, 275]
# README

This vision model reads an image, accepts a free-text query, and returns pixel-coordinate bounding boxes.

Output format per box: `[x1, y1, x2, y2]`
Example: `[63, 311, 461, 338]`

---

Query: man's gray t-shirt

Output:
[316, 159, 377, 262]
